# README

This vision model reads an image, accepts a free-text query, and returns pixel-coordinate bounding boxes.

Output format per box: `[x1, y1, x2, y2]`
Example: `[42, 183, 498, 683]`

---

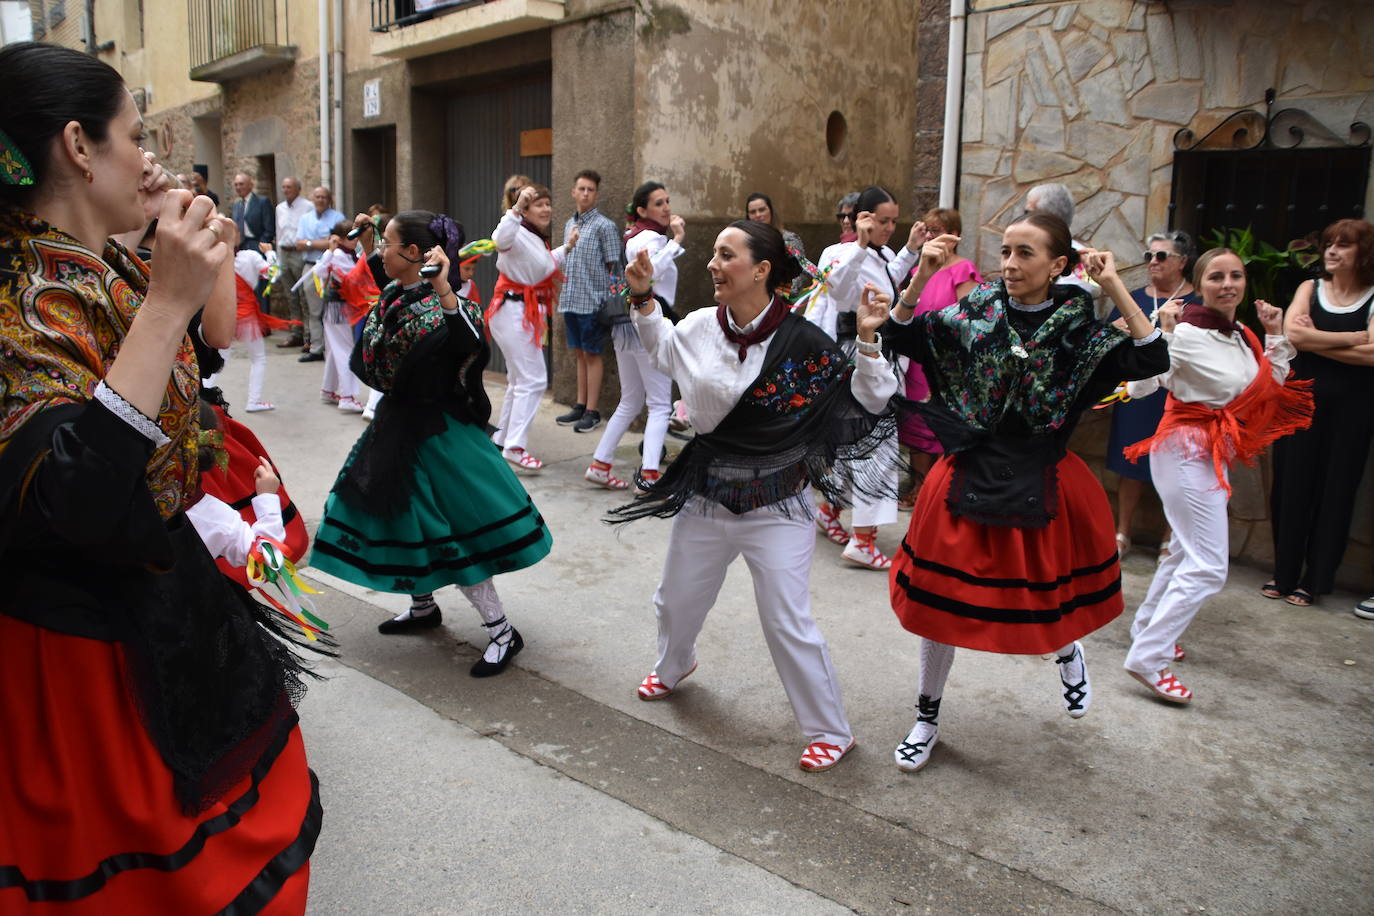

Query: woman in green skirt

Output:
[311, 209, 552, 676]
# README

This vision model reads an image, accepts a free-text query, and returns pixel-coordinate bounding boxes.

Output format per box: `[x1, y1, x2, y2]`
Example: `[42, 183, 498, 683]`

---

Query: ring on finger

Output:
[205, 222, 223, 237]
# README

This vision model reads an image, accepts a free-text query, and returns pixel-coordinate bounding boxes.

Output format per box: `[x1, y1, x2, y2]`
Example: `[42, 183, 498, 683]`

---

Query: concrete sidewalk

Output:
[222, 342, 1373, 914]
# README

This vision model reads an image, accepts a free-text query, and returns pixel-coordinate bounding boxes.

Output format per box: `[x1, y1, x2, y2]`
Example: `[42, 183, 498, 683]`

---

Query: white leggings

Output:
[321, 318, 362, 402]
[208, 328, 266, 406]
[593, 338, 672, 471]
[489, 298, 547, 451]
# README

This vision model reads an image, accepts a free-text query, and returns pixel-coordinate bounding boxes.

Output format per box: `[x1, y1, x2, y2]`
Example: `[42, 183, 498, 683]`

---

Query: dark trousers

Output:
[1270, 388, 1374, 595]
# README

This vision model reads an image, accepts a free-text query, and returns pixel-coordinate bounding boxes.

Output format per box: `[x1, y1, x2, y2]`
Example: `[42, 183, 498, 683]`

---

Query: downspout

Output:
[332, 0, 345, 211]
[318, 0, 332, 191]
[938, 0, 967, 208]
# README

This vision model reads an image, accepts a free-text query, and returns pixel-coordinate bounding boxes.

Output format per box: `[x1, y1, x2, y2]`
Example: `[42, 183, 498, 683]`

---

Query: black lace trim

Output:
[0, 715, 310, 904]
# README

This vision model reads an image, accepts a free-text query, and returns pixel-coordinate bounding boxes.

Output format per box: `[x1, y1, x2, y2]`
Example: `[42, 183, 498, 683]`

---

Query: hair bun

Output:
[1061, 245, 1081, 277]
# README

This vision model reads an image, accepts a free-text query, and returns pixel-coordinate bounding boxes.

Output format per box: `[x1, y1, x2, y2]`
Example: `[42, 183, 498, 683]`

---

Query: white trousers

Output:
[489, 299, 547, 451]
[593, 338, 672, 471]
[1126, 435, 1230, 675]
[321, 318, 361, 402]
[208, 332, 267, 406]
[651, 500, 853, 746]
[833, 436, 899, 528]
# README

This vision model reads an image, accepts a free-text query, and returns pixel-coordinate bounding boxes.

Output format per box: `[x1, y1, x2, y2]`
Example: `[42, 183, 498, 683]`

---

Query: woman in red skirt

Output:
[0, 43, 318, 913]
[883, 211, 1167, 773]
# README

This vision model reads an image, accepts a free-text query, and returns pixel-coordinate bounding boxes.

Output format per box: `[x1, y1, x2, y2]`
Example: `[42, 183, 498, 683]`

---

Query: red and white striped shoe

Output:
[1173, 643, 1186, 662]
[636, 662, 696, 701]
[1127, 667, 1193, 704]
[814, 502, 850, 545]
[799, 738, 856, 773]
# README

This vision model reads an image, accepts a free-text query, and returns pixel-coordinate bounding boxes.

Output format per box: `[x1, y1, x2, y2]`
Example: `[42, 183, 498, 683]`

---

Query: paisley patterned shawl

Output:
[357, 280, 483, 393]
[920, 279, 1126, 434]
[0, 209, 200, 518]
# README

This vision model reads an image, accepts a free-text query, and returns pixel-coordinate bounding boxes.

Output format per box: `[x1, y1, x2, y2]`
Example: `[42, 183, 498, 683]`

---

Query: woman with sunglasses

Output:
[1107, 232, 1198, 562]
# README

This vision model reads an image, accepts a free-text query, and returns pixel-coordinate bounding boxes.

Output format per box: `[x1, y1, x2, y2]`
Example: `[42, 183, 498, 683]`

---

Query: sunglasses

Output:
[1142, 250, 1180, 263]
[836, 213, 853, 222]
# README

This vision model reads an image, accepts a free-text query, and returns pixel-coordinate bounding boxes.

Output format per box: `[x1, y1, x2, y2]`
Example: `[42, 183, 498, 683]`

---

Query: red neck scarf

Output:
[1124, 325, 1313, 495]
[624, 217, 668, 243]
[1179, 302, 1240, 337]
[717, 296, 788, 362]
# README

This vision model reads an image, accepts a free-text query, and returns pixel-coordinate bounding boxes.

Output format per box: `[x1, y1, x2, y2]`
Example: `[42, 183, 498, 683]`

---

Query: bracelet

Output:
[628, 290, 655, 306]
[855, 333, 883, 355]
[896, 295, 917, 310]
[1121, 309, 1145, 321]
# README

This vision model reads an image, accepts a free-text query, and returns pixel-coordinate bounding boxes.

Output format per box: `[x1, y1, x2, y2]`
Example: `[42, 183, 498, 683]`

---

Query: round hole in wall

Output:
[826, 110, 848, 159]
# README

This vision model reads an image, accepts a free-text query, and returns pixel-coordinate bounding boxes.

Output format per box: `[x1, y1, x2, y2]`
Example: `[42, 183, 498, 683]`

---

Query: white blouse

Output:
[805, 241, 918, 340]
[186, 492, 285, 568]
[625, 230, 685, 307]
[633, 301, 897, 434]
[492, 208, 566, 286]
[1126, 323, 1296, 408]
[312, 247, 357, 283]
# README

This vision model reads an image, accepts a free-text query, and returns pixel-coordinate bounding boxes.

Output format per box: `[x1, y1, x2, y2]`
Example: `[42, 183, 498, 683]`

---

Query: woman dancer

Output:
[206, 245, 296, 412]
[1123, 249, 1312, 701]
[1108, 231, 1198, 559]
[807, 185, 922, 569]
[311, 210, 552, 677]
[896, 208, 982, 503]
[745, 191, 805, 258]
[313, 219, 369, 413]
[586, 181, 684, 491]
[489, 183, 566, 471]
[885, 211, 1166, 772]
[615, 221, 899, 773]
[0, 42, 318, 912]
[1266, 219, 1374, 609]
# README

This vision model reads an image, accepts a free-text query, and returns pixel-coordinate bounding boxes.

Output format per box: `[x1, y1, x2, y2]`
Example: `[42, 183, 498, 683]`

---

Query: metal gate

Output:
[446, 73, 552, 373]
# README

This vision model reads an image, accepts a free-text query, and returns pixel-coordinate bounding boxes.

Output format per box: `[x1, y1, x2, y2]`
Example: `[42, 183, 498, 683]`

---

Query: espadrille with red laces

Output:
[636, 662, 696, 701]
[1127, 666, 1192, 704]
[799, 738, 856, 772]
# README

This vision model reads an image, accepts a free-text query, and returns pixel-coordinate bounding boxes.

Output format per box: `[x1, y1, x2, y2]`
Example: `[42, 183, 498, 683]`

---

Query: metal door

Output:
[446, 74, 552, 373]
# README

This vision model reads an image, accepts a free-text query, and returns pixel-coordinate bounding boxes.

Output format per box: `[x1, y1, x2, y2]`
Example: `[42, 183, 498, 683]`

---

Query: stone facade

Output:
[954, 0, 1374, 591]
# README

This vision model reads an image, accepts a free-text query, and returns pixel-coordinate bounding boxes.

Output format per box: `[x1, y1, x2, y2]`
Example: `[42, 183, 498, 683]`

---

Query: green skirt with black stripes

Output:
[310, 414, 552, 594]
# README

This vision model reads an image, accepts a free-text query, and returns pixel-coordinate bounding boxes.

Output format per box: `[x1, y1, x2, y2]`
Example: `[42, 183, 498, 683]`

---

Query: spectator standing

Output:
[294, 186, 345, 362]
[231, 172, 274, 252]
[556, 169, 622, 433]
[190, 167, 219, 207]
[274, 176, 312, 349]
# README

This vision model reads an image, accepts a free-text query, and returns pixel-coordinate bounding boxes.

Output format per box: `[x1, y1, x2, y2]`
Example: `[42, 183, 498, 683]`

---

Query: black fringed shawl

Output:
[609, 312, 897, 522]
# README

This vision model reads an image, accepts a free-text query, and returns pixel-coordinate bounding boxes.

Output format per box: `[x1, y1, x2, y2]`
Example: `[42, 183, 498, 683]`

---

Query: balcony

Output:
[369, 0, 565, 60]
[189, 0, 298, 83]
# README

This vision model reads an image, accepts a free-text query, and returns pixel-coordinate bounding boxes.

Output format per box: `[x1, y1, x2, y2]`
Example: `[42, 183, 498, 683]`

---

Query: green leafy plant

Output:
[1201, 225, 1318, 329]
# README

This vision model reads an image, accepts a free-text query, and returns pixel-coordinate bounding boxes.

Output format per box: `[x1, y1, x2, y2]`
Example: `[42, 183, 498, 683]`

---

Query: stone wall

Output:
[957, 0, 1374, 591]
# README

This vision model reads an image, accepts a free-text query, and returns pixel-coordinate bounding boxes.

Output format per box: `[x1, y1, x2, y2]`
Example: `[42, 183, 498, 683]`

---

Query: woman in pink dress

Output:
[899, 208, 982, 503]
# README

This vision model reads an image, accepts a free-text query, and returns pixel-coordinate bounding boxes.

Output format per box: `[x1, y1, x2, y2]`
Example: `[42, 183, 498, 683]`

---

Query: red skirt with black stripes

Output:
[889, 451, 1123, 654]
[0, 615, 317, 915]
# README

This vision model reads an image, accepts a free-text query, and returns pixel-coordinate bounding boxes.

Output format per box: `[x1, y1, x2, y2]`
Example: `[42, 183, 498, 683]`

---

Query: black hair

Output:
[854, 185, 895, 219]
[727, 220, 803, 296]
[628, 181, 666, 220]
[391, 209, 467, 291]
[745, 192, 774, 221]
[330, 219, 353, 237]
[1008, 210, 1081, 278]
[0, 42, 127, 206]
[574, 169, 601, 187]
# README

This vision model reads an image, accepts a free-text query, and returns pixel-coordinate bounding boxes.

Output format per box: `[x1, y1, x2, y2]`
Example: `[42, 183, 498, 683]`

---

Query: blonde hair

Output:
[502, 174, 533, 210]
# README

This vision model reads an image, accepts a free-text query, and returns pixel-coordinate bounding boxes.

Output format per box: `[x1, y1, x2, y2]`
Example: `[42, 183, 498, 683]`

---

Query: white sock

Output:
[919, 638, 956, 701]
[1054, 642, 1084, 685]
[460, 580, 513, 664]
[391, 593, 437, 622]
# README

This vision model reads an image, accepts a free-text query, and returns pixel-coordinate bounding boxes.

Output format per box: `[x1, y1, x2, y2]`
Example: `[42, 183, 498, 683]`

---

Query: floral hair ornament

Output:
[0, 127, 35, 186]
[197, 428, 230, 474]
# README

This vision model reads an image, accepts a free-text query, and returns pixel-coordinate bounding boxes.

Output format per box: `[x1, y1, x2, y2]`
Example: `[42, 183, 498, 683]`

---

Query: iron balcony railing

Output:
[370, 0, 487, 33]
[189, 0, 288, 71]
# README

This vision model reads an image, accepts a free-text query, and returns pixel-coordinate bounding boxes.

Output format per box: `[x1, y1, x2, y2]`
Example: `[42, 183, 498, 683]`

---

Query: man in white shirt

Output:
[274, 177, 313, 349]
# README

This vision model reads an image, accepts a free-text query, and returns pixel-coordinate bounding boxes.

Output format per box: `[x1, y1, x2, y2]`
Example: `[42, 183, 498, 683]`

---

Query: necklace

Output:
[1150, 280, 1189, 326]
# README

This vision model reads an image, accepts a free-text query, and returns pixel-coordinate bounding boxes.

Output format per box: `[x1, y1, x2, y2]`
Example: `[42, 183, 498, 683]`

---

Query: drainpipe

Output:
[318, 0, 332, 191]
[332, 0, 345, 212]
[938, 0, 967, 208]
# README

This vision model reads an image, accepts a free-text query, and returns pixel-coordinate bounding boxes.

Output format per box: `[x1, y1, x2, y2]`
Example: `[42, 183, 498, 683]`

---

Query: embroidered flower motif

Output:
[745, 350, 847, 417]
[393, 577, 416, 591]
[337, 534, 360, 552]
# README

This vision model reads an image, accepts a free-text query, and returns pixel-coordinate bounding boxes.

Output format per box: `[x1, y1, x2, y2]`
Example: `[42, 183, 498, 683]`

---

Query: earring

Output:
[84, 170, 93, 183]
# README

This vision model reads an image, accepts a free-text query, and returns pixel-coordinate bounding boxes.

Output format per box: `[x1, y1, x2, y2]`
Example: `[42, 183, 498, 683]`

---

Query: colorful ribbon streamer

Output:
[1094, 381, 1131, 409]
[246, 537, 330, 641]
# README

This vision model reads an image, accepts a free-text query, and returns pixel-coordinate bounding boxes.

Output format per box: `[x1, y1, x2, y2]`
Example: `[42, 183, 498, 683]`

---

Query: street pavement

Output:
[218, 341, 1374, 915]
